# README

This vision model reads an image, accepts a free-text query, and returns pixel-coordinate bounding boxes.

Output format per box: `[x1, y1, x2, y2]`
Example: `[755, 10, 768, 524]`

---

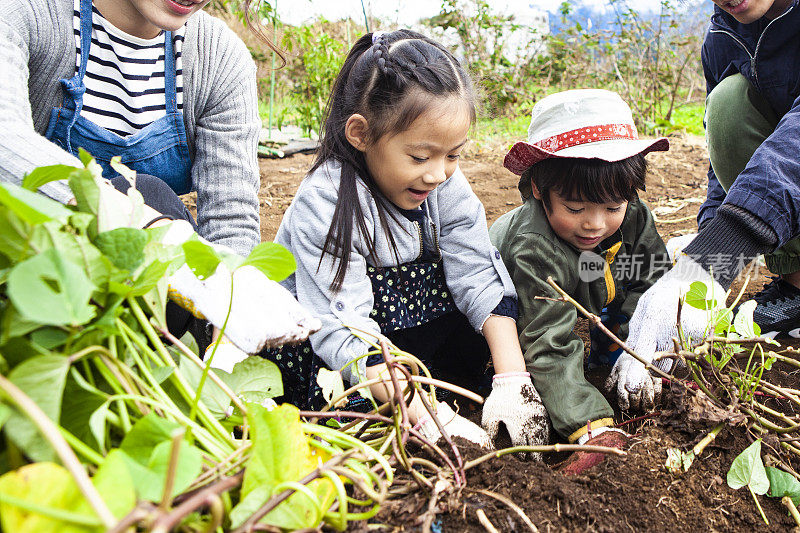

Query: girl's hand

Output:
[481, 372, 549, 456]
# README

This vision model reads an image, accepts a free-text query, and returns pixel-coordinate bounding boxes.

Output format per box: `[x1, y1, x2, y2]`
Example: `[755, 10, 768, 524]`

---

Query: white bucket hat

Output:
[503, 89, 669, 175]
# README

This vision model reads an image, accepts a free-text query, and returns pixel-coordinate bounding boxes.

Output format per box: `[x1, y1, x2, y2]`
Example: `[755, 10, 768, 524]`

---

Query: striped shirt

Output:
[73, 0, 184, 137]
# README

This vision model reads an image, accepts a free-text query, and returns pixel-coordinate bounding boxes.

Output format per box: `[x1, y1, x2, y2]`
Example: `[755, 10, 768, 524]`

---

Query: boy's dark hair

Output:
[520, 154, 647, 210]
[310, 29, 477, 292]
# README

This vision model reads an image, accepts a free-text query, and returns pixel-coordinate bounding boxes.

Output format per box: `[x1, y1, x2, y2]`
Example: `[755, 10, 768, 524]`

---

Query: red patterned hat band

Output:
[534, 123, 638, 153]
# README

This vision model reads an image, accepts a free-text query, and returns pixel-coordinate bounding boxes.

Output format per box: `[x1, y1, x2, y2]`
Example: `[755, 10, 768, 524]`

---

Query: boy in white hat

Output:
[489, 89, 670, 474]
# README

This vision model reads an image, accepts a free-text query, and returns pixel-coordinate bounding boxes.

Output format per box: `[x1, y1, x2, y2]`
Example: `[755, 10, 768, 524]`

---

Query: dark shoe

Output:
[559, 430, 628, 475]
[747, 278, 800, 338]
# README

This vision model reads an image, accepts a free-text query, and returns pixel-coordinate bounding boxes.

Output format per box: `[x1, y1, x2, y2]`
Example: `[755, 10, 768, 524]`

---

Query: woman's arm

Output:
[184, 13, 260, 256]
[0, 4, 79, 203]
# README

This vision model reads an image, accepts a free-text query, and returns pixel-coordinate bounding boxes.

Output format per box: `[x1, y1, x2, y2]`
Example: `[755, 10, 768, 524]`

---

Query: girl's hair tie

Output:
[371, 31, 385, 44]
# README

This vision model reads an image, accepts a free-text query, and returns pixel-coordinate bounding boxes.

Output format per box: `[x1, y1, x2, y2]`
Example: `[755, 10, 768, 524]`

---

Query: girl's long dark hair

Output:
[310, 30, 476, 292]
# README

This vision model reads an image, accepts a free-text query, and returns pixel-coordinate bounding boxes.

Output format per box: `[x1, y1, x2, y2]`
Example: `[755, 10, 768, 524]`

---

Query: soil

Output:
[186, 134, 800, 531]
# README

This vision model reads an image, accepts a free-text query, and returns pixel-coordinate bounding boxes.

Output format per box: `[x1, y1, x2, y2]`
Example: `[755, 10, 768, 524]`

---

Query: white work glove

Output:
[204, 336, 249, 374]
[608, 254, 725, 411]
[163, 221, 321, 354]
[481, 372, 549, 452]
[665, 233, 697, 264]
[415, 402, 493, 449]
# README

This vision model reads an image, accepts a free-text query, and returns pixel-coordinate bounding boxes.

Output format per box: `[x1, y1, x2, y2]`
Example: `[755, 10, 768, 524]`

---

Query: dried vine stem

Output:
[0, 374, 117, 529]
[148, 471, 244, 533]
[543, 277, 677, 382]
[475, 489, 540, 533]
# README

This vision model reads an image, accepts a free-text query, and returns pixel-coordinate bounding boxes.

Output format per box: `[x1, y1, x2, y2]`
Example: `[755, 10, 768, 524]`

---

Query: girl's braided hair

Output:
[309, 29, 477, 292]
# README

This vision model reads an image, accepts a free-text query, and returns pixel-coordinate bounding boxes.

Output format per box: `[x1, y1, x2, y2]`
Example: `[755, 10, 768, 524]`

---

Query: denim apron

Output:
[45, 0, 193, 194]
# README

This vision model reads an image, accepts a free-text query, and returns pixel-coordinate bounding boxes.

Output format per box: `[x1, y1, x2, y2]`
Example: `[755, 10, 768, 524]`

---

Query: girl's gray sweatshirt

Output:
[0, 0, 260, 255]
[275, 160, 517, 384]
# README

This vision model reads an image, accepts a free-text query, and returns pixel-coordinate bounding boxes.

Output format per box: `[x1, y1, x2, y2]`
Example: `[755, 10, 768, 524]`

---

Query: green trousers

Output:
[705, 73, 800, 274]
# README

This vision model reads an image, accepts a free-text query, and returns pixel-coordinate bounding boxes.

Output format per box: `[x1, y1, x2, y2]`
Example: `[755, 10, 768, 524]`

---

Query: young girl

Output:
[264, 30, 548, 450]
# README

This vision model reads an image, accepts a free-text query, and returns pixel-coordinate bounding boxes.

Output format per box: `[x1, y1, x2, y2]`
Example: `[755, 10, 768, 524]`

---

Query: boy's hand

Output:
[482, 372, 549, 455]
[607, 254, 724, 410]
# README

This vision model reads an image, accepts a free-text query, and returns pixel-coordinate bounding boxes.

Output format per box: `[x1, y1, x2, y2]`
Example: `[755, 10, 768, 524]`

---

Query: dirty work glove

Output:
[163, 221, 321, 354]
[481, 372, 549, 453]
[415, 402, 493, 449]
[204, 336, 249, 374]
[607, 254, 725, 410]
[665, 233, 697, 264]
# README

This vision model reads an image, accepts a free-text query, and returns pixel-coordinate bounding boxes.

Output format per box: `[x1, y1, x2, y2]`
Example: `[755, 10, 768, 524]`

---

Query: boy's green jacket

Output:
[489, 195, 668, 438]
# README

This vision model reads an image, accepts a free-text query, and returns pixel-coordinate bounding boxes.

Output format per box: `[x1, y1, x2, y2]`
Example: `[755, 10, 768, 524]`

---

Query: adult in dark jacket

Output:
[609, 0, 800, 409]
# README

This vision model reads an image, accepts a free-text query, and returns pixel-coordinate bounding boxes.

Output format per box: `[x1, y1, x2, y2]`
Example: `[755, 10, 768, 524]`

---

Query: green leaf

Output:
[0, 207, 37, 263]
[67, 167, 100, 219]
[727, 439, 769, 495]
[733, 300, 758, 338]
[241, 242, 296, 281]
[78, 148, 94, 167]
[94, 228, 147, 271]
[0, 462, 103, 532]
[766, 466, 800, 505]
[116, 440, 204, 502]
[108, 157, 136, 184]
[6, 355, 71, 462]
[230, 404, 335, 530]
[685, 281, 717, 311]
[224, 357, 283, 399]
[179, 357, 232, 418]
[1, 304, 42, 343]
[60, 378, 106, 453]
[182, 239, 221, 280]
[22, 165, 80, 191]
[88, 402, 113, 454]
[0, 182, 73, 225]
[119, 412, 181, 465]
[0, 405, 11, 432]
[713, 308, 733, 336]
[7, 249, 96, 326]
[129, 259, 171, 296]
[151, 366, 175, 384]
[90, 450, 137, 519]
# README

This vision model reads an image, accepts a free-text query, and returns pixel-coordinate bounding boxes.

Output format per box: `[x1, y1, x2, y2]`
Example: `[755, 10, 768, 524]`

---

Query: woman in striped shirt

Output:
[0, 0, 315, 369]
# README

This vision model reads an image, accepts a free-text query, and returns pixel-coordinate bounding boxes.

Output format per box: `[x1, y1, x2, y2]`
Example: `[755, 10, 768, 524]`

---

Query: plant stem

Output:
[545, 277, 676, 381]
[783, 496, 800, 528]
[692, 423, 724, 457]
[0, 492, 102, 527]
[748, 485, 769, 525]
[188, 274, 236, 433]
[159, 326, 247, 415]
[159, 429, 185, 511]
[59, 427, 104, 466]
[124, 298, 235, 452]
[0, 374, 117, 528]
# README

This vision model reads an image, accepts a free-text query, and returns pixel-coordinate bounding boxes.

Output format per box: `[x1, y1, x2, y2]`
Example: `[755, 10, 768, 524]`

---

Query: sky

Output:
[277, 0, 669, 27]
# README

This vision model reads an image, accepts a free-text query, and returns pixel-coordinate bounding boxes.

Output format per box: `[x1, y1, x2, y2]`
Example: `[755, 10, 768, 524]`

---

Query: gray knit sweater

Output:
[0, 0, 260, 255]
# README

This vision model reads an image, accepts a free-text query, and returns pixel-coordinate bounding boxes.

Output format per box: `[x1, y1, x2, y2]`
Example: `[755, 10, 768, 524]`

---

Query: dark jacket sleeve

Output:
[721, 94, 800, 246]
